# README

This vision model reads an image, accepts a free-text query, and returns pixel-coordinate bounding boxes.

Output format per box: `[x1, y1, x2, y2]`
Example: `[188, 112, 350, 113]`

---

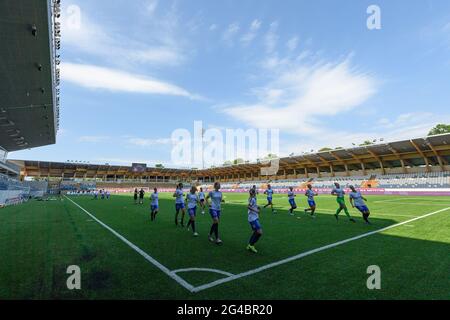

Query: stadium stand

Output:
[375, 172, 450, 189]
[8, 133, 450, 196]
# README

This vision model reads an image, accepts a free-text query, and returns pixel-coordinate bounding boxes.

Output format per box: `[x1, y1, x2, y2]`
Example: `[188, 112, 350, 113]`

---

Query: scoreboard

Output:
[131, 163, 147, 173]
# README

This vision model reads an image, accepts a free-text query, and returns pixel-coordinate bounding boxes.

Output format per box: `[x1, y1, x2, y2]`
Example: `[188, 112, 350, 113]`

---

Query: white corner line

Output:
[173, 268, 235, 277]
[191, 206, 450, 293]
[64, 196, 195, 292]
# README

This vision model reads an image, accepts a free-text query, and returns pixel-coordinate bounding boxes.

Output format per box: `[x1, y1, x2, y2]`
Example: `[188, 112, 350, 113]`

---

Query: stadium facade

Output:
[12, 133, 450, 181]
[10, 133, 450, 196]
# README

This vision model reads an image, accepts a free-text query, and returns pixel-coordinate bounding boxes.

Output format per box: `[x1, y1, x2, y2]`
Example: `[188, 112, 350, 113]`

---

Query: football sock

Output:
[343, 208, 351, 218]
[250, 232, 261, 245]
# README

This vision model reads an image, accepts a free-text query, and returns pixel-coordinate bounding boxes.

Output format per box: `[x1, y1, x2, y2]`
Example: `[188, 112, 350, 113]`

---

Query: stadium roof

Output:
[10, 133, 450, 179]
[0, 0, 58, 152]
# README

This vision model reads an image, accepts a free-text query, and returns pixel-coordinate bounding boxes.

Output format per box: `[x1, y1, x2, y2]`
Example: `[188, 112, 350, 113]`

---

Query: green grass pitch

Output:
[1, 192, 449, 299]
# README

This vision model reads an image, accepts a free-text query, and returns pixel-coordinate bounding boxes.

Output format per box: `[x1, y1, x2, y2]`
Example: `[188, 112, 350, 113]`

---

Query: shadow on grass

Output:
[0, 195, 448, 299]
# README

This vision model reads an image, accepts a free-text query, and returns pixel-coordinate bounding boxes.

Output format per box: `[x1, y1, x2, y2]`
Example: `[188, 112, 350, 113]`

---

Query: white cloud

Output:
[374, 112, 450, 140]
[222, 22, 240, 45]
[286, 36, 299, 51]
[240, 19, 262, 44]
[61, 2, 185, 67]
[443, 22, 450, 33]
[264, 21, 279, 53]
[223, 59, 377, 134]
[61, 62, 200, 99]
[209, 24, 218, 31]
[127, 137, 172, 147]
[146, 0, 159, 16]
[127, 47, 184, 65]
[275, 112, 450, 157]
[78, 136, 110, 143]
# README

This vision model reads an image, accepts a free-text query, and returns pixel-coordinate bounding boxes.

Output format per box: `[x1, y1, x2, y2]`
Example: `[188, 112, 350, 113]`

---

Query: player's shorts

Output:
[134, 195, 138, 200]
[267, 197, 273, 204]
[175, 203, 185, 211]
[356, 205, 369, 213]
[188, 206, 197, 217]
[289, 199, 297, 208]
[336, 197, 346, 206]
[308, 200, 316, 207]
[199, 199, 205, 203]
[249, 219, 262, 231]
[151, 205, 159, 211]
[209, 209, 221, 219]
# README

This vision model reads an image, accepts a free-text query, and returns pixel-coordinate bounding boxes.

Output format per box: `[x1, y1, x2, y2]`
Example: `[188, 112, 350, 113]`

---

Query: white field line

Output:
[317, 208, 417, 218]
[373, 201, 450, 206]
[375, 197, 450, 202]
[64, 196, 450, 294]
[64, 196, 195, 292]
[191, 206, 450, 293]
[173, 268, 235, 277]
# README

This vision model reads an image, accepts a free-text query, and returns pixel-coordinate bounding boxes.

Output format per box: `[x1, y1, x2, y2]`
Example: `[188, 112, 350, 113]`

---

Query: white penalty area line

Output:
[173, 268, 235, 277]
[191, 206, 450, 293]
[64, 196, 195, 292]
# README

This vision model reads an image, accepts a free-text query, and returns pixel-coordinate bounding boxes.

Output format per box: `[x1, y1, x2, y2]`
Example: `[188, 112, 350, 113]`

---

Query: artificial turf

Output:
[0, 192, 449, 299]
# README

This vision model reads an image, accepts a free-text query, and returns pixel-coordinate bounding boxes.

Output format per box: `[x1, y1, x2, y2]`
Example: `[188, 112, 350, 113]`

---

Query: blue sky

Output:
[10, 0, 450, 168]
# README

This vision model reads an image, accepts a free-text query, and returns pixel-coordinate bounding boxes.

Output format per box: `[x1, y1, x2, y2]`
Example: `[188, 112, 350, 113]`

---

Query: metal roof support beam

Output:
[366, 149, 386, 175]
[388, 144, 407, 174]
[410, 140, 431, 172]
[426, 141, 447, 170]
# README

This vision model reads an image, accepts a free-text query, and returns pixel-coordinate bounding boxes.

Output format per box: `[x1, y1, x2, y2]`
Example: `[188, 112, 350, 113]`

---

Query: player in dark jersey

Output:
[139, 188, 145, 204]
[133, 188, 138, 204]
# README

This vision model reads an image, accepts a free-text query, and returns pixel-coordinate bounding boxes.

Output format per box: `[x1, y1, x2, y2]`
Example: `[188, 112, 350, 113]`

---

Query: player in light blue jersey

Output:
[185, 186, 199, 236]
[287, 187, 297, 216]
[304, 184, 318, 218]
[173, 183, 186, 227]
[150, 188, 159, 221]
[263, 184, 276, 213]
[206, 182, 224, 245]
[247, 188, 262, 253]
[331, 182, 355, 223]
[349, 185, 371, 224]
[198, 187, 206, 215]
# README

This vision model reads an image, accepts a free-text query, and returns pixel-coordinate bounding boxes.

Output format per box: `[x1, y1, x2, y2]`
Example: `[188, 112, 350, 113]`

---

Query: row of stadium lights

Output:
[286, 138, 385, 157]
[66, 160, 91, 164]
